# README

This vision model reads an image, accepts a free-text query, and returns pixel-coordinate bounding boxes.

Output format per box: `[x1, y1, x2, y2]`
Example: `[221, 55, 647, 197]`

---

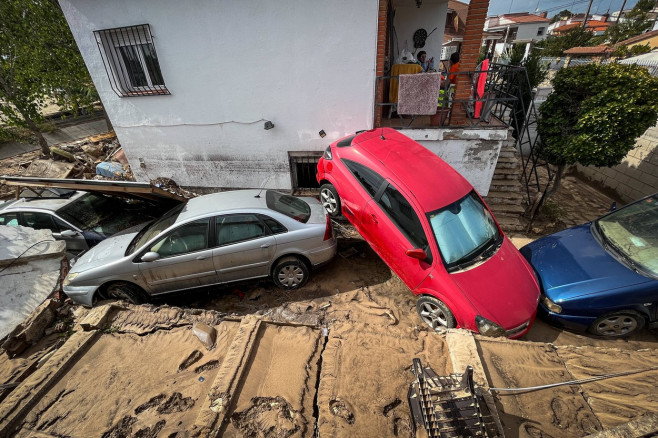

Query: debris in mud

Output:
[192, 323, 217, 350]
[156, 393, 195, 415]
[383, 399, 402, 417]
[194, 360, 220, 374]
[102, 415, 138, 438]
[231, 396, 301, 438]
[134, 419, 166, 438]
[135, 394, 168, 415]
[178, 350, 204, 372]
[329, 399, 355, 425]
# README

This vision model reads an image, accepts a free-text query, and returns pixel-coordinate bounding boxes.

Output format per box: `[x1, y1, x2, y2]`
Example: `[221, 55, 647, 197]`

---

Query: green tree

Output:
[605, 0, 656, 44]
[538, 63, 658, 195]
[0, 0, 96, 155]
[550, 9, 573, 24]
[535, 27, 595, 56]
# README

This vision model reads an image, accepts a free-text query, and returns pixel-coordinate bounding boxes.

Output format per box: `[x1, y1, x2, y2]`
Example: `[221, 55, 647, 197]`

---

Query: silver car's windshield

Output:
[597, 195, 658, 276]
[127, 203, 185, 255]
[427, 191, 501, 271]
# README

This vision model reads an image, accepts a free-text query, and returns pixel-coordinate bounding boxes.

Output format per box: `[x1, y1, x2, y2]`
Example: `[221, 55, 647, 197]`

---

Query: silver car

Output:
[63, 190, 337, 306]
[0, 189, 174, 253]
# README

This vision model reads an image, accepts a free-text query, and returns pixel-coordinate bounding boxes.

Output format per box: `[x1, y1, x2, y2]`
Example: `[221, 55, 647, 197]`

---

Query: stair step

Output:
[494, 216, 526, 232]
[485, 203, 526, 215]
[498, 149, 519, 159]
[486, 190, 524, 200]
[496, 156, 518, 164]
[489, 179, 522, 188]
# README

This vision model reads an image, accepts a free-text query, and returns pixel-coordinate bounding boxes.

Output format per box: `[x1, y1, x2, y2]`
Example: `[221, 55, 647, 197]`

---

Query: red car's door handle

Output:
[370, 213, 378, 224]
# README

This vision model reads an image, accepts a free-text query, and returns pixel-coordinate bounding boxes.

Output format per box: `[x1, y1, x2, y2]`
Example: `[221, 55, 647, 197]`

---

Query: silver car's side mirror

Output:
[141, 252, 161, 262]
[60, 229, 79, 237]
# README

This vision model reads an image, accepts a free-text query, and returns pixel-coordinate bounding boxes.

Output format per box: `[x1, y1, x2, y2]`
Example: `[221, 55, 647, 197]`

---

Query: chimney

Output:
[539, 11, 548, 18]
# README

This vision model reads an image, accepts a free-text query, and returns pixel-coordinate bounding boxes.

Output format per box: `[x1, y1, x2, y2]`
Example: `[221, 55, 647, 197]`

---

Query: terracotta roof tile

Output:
[553, 21, 611, 33]
[564, 45, 613, 55]
[616, 29, 658, 46]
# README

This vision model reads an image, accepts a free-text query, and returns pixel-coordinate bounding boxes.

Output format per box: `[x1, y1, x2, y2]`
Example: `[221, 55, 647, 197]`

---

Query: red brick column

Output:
[374, 0, 388, 128]
[450, 0, 490, 125]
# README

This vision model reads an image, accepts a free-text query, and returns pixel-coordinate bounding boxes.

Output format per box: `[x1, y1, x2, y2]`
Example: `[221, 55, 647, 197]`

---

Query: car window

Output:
[265, 191, 311, 223]
[259, 215, 287, 234]
[149, 218, 209, 258]
[343, 159, 385, 197]
[0, 213, 19, 227]
[216, 214, 266, 246]
[53, 216, 74, 231]
[22, 212, 59, 232]
[377, 184, 429, 254]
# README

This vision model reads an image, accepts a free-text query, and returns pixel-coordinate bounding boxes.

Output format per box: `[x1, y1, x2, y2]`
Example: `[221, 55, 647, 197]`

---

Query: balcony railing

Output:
[375, 66, 521, 129]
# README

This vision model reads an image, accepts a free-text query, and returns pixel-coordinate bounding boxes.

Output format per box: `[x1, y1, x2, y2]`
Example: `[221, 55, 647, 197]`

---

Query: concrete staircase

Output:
[484, 145, 527, 232]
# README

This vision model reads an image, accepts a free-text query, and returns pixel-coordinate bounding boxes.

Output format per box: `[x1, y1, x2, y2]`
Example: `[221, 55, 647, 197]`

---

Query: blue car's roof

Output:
[521, 224, 654, 302]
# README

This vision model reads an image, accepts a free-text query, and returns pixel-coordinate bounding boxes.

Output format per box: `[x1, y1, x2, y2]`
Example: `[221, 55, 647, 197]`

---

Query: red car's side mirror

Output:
[406, 248, 427, 260]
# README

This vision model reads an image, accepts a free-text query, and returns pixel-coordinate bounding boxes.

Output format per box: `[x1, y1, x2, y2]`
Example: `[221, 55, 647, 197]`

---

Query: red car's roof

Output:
[346, 128, 473, 211]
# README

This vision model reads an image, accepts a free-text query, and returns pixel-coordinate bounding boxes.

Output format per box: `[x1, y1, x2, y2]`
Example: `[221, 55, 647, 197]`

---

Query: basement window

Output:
[289, 152, 322, 193]
[94, 24, 170, 97]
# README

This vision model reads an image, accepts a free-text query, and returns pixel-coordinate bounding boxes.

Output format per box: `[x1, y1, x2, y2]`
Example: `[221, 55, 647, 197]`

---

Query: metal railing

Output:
[375, 64, 551, 203]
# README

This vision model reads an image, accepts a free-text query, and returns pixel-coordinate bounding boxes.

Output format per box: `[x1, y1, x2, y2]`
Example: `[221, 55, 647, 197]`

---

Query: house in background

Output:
[547, 13, 611, 35]
[59, 0, 508, 197]
[439, 0, 468, 64]
[615, 30, 658, 51]
[483, 12, 550, 59]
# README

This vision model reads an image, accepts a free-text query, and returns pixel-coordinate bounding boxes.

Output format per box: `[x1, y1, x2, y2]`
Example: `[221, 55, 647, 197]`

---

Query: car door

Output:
[138, 218, 216, 294]
[20, 211, 89, 252]
[363, 182, 433, 289]
[340, 159, 386, 240]
[212, 214, 276, 283]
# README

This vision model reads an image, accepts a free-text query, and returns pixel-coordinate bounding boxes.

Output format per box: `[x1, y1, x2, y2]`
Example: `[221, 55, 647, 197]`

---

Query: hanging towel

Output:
[389, 63, 423, 103]
[398, 72, 441, 115]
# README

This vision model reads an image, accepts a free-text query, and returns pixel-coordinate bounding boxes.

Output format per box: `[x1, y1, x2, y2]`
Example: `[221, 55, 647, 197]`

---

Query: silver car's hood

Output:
[72, 231, 138, 272]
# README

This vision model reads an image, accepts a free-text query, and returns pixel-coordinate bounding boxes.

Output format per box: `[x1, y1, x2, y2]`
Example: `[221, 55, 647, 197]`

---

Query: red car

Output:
[316, 128, 540, 338]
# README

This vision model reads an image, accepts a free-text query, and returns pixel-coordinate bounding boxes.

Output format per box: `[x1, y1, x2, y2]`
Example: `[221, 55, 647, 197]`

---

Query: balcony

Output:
[374, 65, 523, 130]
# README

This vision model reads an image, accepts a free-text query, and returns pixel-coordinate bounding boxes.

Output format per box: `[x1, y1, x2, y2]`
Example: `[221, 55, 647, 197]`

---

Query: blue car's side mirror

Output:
[610, 202, 617, 212]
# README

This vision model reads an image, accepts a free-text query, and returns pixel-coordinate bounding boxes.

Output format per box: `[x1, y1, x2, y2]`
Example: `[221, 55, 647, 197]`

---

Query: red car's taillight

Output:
[322, 146, 332, 160]
[323, 214, 333, 241]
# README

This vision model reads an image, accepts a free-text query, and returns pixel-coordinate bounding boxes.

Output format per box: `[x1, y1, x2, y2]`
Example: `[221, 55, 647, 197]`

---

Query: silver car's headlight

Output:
[541, 294, 562, 313]
[475, 316, 506, 337]
[63, 272, 79, 286]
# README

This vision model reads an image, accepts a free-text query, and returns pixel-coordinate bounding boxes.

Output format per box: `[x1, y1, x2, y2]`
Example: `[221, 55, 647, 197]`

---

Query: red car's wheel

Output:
[320, 183, 341, 218]
[416, 296, 456, 331]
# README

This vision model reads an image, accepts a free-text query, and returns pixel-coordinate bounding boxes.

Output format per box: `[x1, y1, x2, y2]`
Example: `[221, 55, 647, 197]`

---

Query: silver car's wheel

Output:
[273, 257, 309, 290]
[104, 282, 146, 305]
[319, 184, 341, 218]
[416, 296, 456, 331]
[589, 312, 644, 337]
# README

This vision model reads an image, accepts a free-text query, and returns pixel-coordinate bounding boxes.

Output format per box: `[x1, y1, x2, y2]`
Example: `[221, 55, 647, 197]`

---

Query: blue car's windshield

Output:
[597, 195, 658, 277]
[427, 191, 501, 271]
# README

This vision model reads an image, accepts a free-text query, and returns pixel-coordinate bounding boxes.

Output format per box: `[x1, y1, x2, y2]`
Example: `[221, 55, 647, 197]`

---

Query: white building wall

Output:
[60, 0, 380, 190]
[393, 2, 449, 63]
[515, 23, 548, 41]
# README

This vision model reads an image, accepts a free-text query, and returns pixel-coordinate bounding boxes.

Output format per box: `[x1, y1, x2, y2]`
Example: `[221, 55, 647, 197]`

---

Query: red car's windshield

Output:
[427, 191, 502, 271]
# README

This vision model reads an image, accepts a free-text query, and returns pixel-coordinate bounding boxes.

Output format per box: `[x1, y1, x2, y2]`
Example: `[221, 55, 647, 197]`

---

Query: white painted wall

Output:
[515, 23, 548, 41]
[60, 0, 380, 190]
[393, 1, 449, 63]
[401, 128, 509, 195]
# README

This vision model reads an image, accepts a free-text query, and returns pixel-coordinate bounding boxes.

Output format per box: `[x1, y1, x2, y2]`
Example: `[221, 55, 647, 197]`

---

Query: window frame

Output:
[144, 218, 211, 259]
[214, 213, 271, 248]
[94, 24, 170, 97]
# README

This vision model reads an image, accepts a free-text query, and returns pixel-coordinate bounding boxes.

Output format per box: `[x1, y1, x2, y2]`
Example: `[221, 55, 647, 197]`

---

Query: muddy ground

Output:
[1, 160, 658, 437]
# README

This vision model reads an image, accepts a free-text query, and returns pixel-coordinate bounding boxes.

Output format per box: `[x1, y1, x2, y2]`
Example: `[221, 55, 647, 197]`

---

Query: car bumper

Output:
[307, 239, 337, 267]
[538, 303, 595, 333]
[63, 284, 99, 307]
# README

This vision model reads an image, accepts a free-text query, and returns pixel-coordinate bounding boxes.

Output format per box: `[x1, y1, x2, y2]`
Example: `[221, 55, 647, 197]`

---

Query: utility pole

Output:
[616, 0, 628, 22]
[582, 0, 594, 27]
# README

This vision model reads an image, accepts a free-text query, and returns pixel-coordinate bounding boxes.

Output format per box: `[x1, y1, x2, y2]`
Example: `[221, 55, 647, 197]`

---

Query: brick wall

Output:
[450, 0, 490, 124]
[576, 125, 658, 202]
[374, 0, 388, 128]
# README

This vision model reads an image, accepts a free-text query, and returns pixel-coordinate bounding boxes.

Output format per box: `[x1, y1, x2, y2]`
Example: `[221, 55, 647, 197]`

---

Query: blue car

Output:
[520, 194, 658, 337]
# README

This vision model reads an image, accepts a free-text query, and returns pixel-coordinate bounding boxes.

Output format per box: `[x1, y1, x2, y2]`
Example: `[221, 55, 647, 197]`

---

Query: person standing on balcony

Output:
[417, 51, 435, 72]
[448, 52, 460, 85]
